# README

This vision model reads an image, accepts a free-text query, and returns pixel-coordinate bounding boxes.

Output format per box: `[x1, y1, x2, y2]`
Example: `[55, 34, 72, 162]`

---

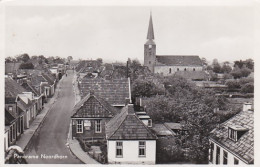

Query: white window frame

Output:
[223, 150, 228, 164]
[116, 141, 123, 158]
[139, 141, 146, 157]
[76, 120, 83, 133]
[228, 128, 237, 141]
[209, 142, 214, 163]
[95, 120, 101, 133]
[8, 106, 13, 111]
[84, 120, 91, 130]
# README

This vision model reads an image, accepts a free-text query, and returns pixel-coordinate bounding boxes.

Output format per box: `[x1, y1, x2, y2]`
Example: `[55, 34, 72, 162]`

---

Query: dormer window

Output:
[228, 126, 248, 141]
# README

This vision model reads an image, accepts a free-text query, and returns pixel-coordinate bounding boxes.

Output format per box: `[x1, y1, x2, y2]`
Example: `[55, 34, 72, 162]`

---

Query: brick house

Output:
[106, 104, 157, 164]
[209, 103, 254, 165]
[71, 91, 118, 141]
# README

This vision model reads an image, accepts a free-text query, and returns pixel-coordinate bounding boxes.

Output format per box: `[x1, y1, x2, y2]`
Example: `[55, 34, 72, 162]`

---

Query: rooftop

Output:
[106, 104, 157, 140]
[209, 110, 254, 164]
[79, 78, 130, 106]
[156, 55, 202, 66]
[5, 77, 27, 98]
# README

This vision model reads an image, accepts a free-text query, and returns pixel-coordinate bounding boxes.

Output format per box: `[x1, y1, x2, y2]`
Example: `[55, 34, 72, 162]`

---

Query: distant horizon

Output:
[5, 5, 255, 64]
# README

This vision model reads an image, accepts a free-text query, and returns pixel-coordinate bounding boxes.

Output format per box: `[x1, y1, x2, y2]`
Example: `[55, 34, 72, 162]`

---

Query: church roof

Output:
[156, 55, 202, 66]
[147, 14, 154, 40]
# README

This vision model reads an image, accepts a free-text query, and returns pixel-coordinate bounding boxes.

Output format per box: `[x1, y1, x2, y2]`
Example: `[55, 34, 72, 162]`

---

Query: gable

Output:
[72, 94, 116, 118]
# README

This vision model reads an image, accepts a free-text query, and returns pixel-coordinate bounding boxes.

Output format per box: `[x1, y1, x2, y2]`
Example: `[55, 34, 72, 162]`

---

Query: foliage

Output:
[241, 83, 254, 93]
[132, 79, 164, 98]
[16, 53, 30, 63]
[234, 59, 254, 70]
[230, 65, 252, 79]
[19, 62, 34, 69]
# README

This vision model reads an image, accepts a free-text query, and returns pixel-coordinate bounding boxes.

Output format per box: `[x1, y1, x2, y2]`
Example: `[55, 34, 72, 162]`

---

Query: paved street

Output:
[25, 70, 82, 164]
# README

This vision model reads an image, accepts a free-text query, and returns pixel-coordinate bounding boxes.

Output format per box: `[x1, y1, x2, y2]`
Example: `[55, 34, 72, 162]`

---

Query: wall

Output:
[71, 118, 111, 140]
[154, 66, 203, 76]
[107, 140, 156, 164]
[209, 139, 247, 165]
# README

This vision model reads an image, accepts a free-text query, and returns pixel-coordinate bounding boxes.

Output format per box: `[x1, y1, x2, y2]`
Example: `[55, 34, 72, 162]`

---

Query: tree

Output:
[241, 83, 254, 93]
[132, 79, 163, 98]
[19, 62, 34, 69]
[97, 58, 103, 65]
[5, 57, 15, 63]
[222, 63, 232, 73]
[201, 57, 208, 66]
[16, 53, 30, 63]
[212, 59, 222, 73]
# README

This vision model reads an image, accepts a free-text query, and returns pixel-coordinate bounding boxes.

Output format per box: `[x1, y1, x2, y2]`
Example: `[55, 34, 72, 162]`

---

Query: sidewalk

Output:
[16, 77, 62, 151]
[67, 123, 100, 164]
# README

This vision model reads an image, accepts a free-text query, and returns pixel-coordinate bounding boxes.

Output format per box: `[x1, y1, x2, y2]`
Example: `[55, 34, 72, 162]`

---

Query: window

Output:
[95, 120, 101, 133]
[148, 119, 152, 127]
[193, 68, 195, 71]
[76, 120, 83, 133]
[177, 68, 179, 71]
[84, 120, 91, 130]
[184, 68, 187, 71]
[234, 158, 239, 165]
[216, 146, 220, 164]
[228, 128, 237, 141]
[116, 141, 123, 157]
[209, 142, 214, 162]
[169, 68, 172, 74]
[8, 106, 13, 111]
[223, 150, 228, 164]
[139, 141, 146, 157]
[10, 125, 13, 142]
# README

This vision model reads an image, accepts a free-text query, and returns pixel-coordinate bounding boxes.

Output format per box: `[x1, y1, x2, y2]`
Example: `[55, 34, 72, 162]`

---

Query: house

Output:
[209, 103, 254, 165]
[5, 78, 28, 140]
[144, 14, 203, 76]
[78, 78, 131, 108]
[42, 73, 56, 96]
[71, 91, 118, 141]
[21, 81, 43, 113]
[106, 104, 157, 164]
[5, 109, 17, 148]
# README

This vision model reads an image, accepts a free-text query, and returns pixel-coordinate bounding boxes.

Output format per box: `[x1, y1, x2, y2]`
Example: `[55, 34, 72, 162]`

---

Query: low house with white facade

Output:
[209, 103, 254, 165]
[106, 104, 157, 164]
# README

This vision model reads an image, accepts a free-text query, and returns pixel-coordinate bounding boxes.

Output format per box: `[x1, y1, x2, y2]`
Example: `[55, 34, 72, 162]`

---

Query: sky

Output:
[4, 1, 256, 64]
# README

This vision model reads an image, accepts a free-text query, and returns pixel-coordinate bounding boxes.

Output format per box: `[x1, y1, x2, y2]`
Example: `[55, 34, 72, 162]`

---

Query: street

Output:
[25, 70, 82, 164]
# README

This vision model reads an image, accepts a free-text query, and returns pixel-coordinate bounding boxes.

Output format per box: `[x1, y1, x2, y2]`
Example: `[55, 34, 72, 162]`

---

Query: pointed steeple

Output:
[147, 13, 154, 40]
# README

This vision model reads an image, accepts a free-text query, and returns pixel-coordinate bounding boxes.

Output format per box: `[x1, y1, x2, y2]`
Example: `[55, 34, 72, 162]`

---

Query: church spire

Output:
[147, 12, 154, 40]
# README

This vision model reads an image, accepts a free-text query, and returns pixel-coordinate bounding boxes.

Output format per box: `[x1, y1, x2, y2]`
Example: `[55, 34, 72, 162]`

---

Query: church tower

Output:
[144, 13, 156, 73]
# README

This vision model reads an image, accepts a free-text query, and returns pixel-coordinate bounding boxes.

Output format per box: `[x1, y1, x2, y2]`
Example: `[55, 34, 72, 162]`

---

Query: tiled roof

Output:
[151, 124, 175, 136]
[30, 74, 47, 87]
[79, 78, 130, 106]
[156, 55, 202, 66]
[5, 77, 27, 98]
[5, 109, 16, 126]
[21, 81, 40, 96]
[164, 122, 184, 130]
[5, 97, 16, 104]
[209, 110, 254, 164]
[174, 71, 208, 80]
[42, 73, 55, 85]
[106, 104, 157, 140]
[71, 93, 118, 118]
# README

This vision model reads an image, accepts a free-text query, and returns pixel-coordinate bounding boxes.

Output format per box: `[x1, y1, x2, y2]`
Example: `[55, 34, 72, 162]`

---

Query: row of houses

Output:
[71, 73, 254, 164]
[4, 68, 62, 152]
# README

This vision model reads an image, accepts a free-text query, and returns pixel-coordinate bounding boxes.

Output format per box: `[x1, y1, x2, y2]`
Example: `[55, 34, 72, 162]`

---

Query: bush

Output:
[241, 83, 254, 93]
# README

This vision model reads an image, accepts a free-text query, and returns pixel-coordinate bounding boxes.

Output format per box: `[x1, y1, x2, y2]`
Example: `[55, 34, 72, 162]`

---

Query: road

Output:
[25, 70, 82, 164]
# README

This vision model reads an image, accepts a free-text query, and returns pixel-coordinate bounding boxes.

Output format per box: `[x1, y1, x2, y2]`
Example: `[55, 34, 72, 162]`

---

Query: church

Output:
[144, 14, 203, 76]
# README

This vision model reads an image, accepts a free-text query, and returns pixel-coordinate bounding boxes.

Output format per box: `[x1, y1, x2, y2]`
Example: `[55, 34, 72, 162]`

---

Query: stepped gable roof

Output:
[21, 81, 40, 96]
[5, 109, 16, 126]
[106, 104, 157, 140]
[156, 55, 202, 66]
[79, 78, 130, 106]
[209, 110, 254, 164]
[174, 71, 208, 80]
[71, 93, 117, 118]
[5, 78, 27, 98]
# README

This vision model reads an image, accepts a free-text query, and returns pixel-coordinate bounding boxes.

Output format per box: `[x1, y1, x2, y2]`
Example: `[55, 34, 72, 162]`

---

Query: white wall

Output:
[154, 66, 203, 76]
[4, 131, 9, 151]
[209, 139, 247, 165]
[107, 140, 156, 164]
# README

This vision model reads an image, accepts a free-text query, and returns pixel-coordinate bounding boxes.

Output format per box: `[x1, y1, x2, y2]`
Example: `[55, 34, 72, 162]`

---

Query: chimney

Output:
[243, 102, 252, 111]
[125, 98, 130, 105]
[127, 104, 135, 115]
